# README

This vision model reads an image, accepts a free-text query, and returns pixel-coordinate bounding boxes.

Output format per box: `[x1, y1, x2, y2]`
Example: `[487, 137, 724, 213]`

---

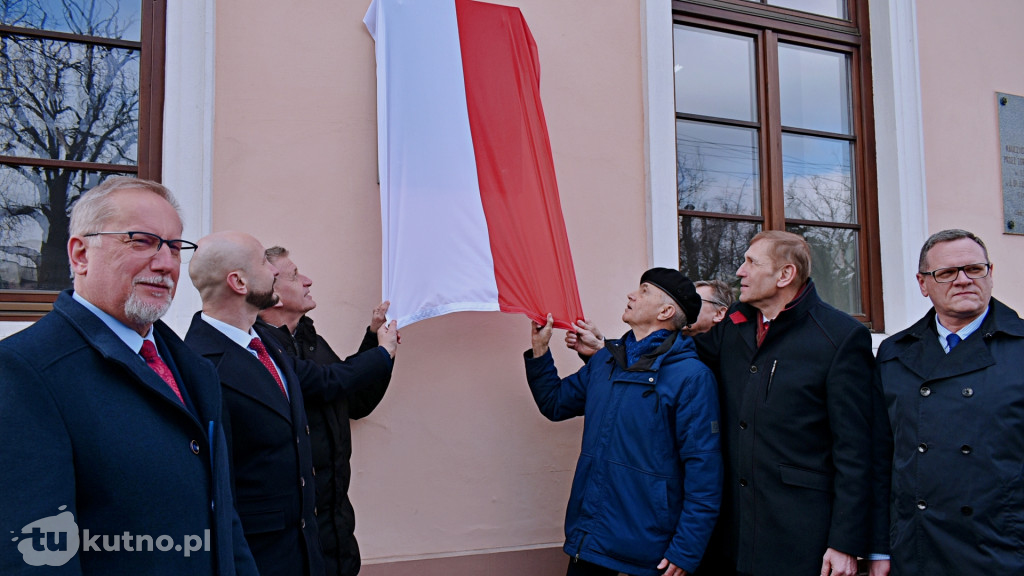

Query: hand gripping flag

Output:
[364, 0, 584, 330]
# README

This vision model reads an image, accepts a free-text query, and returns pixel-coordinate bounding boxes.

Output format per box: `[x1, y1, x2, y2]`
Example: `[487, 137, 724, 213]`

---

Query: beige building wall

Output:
[211, 0, 647, 573]
[917, 0, 1024, 314]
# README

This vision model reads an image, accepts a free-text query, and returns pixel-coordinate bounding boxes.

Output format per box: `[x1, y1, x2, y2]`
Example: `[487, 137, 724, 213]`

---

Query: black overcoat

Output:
[694, 281, 875, 576]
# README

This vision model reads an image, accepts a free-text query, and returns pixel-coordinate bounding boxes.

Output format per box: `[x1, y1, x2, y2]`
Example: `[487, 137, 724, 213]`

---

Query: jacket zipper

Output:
[573, 533, 588, 562]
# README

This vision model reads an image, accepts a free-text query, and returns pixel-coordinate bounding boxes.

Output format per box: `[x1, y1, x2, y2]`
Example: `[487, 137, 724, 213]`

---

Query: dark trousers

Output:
[566, 558, 620, 576]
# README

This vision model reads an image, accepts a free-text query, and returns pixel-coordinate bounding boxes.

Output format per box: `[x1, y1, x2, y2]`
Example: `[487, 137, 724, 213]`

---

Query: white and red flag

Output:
[364, 0, 583, 330]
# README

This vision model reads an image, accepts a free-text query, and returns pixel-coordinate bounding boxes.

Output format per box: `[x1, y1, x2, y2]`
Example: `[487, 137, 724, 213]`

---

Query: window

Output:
[0, 0, 165, 320]
[673, 0, 882, 328]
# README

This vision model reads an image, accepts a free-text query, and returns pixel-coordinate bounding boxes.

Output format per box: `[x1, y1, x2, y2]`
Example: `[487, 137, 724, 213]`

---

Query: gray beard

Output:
[124, 276, 175, 326]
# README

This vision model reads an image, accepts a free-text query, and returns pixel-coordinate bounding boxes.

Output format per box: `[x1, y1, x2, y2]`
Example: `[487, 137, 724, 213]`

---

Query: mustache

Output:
[133, 275, 175, 292]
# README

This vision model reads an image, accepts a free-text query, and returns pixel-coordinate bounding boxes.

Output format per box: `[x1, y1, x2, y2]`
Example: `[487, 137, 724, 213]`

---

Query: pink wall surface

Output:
[212, 0, 648, 567]
[917, 0, 1024, 313]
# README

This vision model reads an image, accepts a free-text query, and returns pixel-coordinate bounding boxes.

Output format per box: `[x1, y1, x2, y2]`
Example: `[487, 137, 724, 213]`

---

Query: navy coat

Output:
[0, 291, 258, 576]
[185, 313, 392, 576]
[875, 298, 1024, 575]
[525, 331, 722, 576]
[694, 281, 875, 576]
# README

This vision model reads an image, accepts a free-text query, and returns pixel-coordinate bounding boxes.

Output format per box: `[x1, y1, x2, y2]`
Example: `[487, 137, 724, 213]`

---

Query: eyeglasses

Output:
[701, 298, 729, 308]
[84, 231, 198, 260]
[919, 262, 991, 283]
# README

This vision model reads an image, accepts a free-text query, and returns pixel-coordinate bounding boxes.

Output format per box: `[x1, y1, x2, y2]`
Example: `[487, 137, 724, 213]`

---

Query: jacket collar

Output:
[724, 279, 822, 354]
[882, 298, 1024, 381]
[53, 290, 209, 426]
[606, 329, 687, 371]
[186, 312, 293, 422]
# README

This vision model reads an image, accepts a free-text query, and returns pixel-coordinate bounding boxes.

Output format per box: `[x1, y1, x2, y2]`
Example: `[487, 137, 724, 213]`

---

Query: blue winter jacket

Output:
[524, 331, 722, 575]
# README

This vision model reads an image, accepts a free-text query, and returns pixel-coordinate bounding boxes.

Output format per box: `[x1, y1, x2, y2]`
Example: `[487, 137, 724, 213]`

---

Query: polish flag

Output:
[364, 0, 584, 330]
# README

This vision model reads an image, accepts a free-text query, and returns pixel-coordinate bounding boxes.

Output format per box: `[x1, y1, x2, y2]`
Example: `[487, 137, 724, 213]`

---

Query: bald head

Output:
[190, 231, 257, 298]
[189, 231, 280, 321]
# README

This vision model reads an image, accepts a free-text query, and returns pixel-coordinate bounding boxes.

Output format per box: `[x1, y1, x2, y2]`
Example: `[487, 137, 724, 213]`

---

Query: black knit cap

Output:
[640, 267, 702, 328]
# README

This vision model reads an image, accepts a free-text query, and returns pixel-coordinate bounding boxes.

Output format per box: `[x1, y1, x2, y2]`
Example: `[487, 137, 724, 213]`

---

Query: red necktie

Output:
[249, 337, 288, 399]
[140, 340, 185, 404]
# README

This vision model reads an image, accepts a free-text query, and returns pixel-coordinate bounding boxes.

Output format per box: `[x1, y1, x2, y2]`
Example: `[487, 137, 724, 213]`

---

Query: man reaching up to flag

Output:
[523, 268, 722, 576]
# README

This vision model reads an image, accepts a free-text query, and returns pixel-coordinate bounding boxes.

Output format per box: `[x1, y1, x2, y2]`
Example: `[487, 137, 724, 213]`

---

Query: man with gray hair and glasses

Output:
[683, 280, 734, 337]
[0, 177, 257, 575]
[871, 228, 1024, 576]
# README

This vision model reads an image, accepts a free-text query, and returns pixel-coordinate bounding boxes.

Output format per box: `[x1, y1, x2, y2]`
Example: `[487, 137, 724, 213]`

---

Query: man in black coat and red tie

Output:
[185, 231, 396, 576]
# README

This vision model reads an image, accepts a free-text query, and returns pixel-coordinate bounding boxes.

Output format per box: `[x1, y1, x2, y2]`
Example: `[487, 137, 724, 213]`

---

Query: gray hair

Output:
[69, 176, 182, 237]
[918, 229, 989, 272]
[265, 246, 289, 263]
[695, 279, 735, 309]
[658, 290, 689, 330]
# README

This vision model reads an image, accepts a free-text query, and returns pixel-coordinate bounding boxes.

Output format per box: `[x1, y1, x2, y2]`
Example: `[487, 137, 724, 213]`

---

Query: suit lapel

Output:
[55, 293, 199, 419]
[185, 314, 292, 422]
[255, 323, 307, 425]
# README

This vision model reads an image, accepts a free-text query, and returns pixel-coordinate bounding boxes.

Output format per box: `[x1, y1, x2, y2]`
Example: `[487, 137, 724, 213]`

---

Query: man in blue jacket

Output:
[525, 268, 722, 576]
[0, 177, 257, 575]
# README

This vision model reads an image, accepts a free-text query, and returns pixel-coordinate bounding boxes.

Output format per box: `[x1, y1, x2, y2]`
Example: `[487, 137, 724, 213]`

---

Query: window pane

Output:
[0, 167, 125, 291]
[782, 133, 855, 224]
[0, 0, 142, 41]
[779, 43, 850, 134]
[678, 120, 761, 217]
[679, 216, 761, 282]
[786, 224, 861, 314]
[0, 35, 139, 164]
[674, 26, 756, 122]
[767, 0, 847, 19]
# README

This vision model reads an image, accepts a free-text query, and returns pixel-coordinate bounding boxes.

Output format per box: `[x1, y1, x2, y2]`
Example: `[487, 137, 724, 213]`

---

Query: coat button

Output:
[739, 421, 748, 430]
[961, 445, 972, 455]
[750, 365, 758, 374]
[648, 377, 654, 383]
[917, 500, 927, 510]
[190, 440, 200, 455]
[920, 386, 931, 397]
[962, 388, 974, 398]
[739, 479, 748, 487]
[961, 506, 973, 516]
[917, 443, 928, 453]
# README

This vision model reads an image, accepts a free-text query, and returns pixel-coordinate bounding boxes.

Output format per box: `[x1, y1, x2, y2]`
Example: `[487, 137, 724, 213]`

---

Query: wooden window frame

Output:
[0, 0, 166, 321]
[673, 0, 883, 330]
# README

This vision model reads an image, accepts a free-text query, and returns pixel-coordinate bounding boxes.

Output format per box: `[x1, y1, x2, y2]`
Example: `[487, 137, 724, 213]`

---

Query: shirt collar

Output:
[935, 305, 989, 342]
[72, 291, 153, 353]
[200, 312, 258, 350]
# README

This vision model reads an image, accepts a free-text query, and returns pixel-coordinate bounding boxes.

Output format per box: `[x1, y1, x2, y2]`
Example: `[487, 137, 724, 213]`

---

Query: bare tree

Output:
[676, 138, 759, 284]
[0, 0, 139, 289]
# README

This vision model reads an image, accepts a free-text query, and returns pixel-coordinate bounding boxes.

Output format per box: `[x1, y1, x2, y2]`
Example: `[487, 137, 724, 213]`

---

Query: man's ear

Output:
[916, 273, 929, 298]
[712, 306, 727, 324]
[226, 270, 247, 296]
[68, 237, 89, 276]
[658, 303, 677, 322]
[776, 262, 798, 289]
